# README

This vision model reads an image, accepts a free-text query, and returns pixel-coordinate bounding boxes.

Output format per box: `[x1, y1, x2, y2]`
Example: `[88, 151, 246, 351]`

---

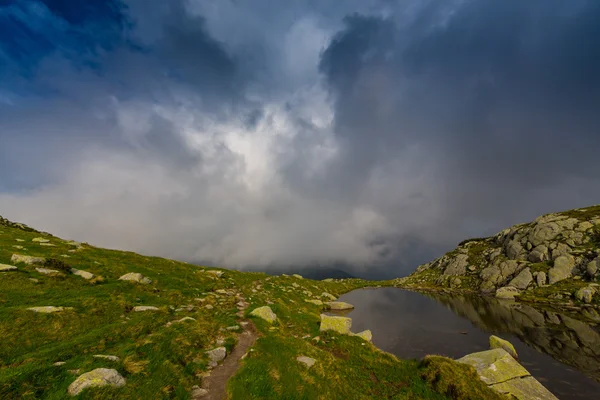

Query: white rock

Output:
[132, 306, 159, 312]
[36, 267, 62, 276]
[28, 306, 73, 313]
[118, 272, 151, 284]
[71, 268, 95, 280]
[0, 264, 17, 272]
[296, 356, 316, 368]
[32, 237, 50, 243]
[93, 355, 120, 362]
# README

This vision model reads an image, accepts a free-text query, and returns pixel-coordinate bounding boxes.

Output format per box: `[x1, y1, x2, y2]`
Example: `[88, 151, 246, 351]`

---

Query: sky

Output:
[1, 0, 600, 278]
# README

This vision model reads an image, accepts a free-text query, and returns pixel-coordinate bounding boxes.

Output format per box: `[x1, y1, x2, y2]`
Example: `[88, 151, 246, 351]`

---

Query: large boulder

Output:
[250, 306, 277, 323]
[456, 348, 529, 385]
[528, 223, 561, 247]
[508, 268, 533, 290]
[528, 245, 548, 263]
[319, 314, 352, 335]
[536, 271, 547, 287]
[67, 368, 126, 396]
[118, 272, 151, 284]
[548, 255, 575, 284]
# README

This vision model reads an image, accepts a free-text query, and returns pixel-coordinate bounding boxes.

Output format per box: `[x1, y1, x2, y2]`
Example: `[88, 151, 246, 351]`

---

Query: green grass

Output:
[0, 219, 500, 399]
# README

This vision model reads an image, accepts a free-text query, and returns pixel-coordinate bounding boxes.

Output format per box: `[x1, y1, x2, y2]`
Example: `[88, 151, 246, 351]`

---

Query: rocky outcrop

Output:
[401, 206, 600, 305]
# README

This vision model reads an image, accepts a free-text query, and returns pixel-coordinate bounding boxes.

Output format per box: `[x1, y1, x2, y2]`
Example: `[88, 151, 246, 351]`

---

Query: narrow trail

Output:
[199, 320, 258, 400]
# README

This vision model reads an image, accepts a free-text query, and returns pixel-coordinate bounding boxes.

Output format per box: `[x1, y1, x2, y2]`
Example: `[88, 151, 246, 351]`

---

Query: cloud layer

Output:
[1, 0, 600, 277]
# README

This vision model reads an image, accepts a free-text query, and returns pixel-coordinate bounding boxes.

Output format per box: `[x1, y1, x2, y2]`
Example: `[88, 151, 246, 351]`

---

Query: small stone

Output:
[15, 239, 25, 242]
[325, 301, 354, 311]
[93, 355, 120, 362]
[132, 306, 159, 312]
[575, 286, 596, 304]
[118, 272, 151, 284]
[39, 243, 56, 247]
[489, 335, 518, 359]
[206, 347, 226, 367]
[166, 317, 196, 327]
[205, 304, 214, 310]
[28, 306, 73, 313]
[36, 267, 62, 276]
[32, 237, 50, 243]
[226, 325, 240, 331]
[12, 245, 23, 249]
[71, 268, 95, 280]
[296, 356, 316, 368]
[54, 361, 66, 366]
[67, 368, 126, 396]
[292, 274, 303, 279]
[190, 385, 209, 398]
[0, 264, 17, 272]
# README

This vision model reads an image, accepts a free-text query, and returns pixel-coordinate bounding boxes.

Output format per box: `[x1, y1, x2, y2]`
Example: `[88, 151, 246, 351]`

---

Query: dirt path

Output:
[196, 320, 258, 400]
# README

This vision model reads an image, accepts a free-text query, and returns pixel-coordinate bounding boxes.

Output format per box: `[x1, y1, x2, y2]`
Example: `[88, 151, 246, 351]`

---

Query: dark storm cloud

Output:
[1, 0, 600, 278]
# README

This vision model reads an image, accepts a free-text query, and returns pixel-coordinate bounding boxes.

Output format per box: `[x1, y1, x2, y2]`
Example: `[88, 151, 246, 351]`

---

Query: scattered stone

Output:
[166, 317, 196, 327]
[54, 361, 66, 366]
[28, 306, 73, 313]
[12, 245, 23, 249]
[304, 299, 323, 306]
[118, 272, 151, 284]
[575, 286, 596, 304]
[495, 286, 520, 300]
[321, 292, 336, 301]
[0, 264, 17, 272]
[15, 239, 24, 242]
[296, 356, 316, 368]
[325, 301, 354, 311]
[489, 335, 518, 359]
[71, 268, 95, 280]
[32, 237, 50, 243]
[205, 305, 214, 310]
[250, 306, 277, 323]
[205, 270, 224, 278]
[11, 254, 45, 265]
[292, 274, 303, 279]
[190, 385, 209, 398]
[67, 368, 126, 396]
[206, 347, 226, 367]
[132, 306, 159, 312]
[93, 355, 120, 362]
[226, 325, 240, 331]
[353, 330, 373, 342]
[39, 243, 56, 247]
[36, 267, 62, 276]
[319, 314, 352, 335]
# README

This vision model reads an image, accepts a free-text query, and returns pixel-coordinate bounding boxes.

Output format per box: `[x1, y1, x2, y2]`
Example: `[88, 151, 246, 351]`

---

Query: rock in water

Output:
[118, 272, 151, 284]
[296, 356, 316, 368]
[319, 314, 352, 334]
[67, 368, 126, 396]
[249, 306, 277, 323]
[489, 335, 518, 359]
[325, 301, 354, 310]
[354, 330, 373, 342]
[0, 264, 17, 272]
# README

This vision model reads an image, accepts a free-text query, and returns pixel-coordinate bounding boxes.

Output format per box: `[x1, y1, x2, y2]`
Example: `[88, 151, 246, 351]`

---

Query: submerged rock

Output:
[319, 314, 352, 335]
[67, 368, 126, 396]
[250, 306, 277, 323]
[489, 335, 518, 359]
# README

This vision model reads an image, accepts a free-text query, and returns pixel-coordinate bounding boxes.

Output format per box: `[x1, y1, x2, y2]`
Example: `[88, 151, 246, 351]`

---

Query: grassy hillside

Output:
[395, 205, 600, 312]
[0, 217, 500, 399]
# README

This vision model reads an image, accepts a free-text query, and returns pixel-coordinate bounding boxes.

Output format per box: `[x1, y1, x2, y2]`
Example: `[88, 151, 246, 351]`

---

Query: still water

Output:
[336, 288, 600, 400]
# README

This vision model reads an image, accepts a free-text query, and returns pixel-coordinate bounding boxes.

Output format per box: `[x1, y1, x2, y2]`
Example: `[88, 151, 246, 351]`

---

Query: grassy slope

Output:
[0, 220, 498, 399]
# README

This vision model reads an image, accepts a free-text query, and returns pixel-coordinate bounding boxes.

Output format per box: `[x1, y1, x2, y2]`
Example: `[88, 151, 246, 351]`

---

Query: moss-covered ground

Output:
[0, 219, 501, 399]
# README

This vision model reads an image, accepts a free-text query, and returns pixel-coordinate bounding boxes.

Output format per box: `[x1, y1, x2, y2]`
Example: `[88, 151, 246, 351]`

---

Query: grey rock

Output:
[67, 368, 126, 396]
[190, 385, 209, 398]
[118, 272, 151, 284]
[206, 347, 226, 367]
[505, 240, 526, 260]
[443, 254, 469, 276]
[36, 267, 62, 276]
[495, 286, 520, 299]
[551, 243, 572, 260]
[536, 271, 547, 287]
[528, 245, 548, 263]
[93, 355, 120, 362]
[72, 268, 95, 280]
[548, 255, 575, 284]
[508, 268, 533, 290]
[575, 286, 596, 304]
[586, 260, 598, 278]
[0, 264, 17, 272]
[28, 306, 73, 313]
[528, 222, 561, 247]
[296, 356, 316, 368]
[132, 306, 159, 312]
